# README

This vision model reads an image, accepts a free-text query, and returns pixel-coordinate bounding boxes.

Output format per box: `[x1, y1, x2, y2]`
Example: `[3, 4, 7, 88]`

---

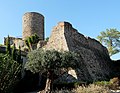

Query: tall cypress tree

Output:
[12, 43, 16, 60]
[6, 35, 11, 55]
[17, 46, 22, 63]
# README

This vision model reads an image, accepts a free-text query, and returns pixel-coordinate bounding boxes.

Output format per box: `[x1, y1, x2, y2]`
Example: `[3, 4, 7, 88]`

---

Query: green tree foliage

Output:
[5, 35, 22, 63]
[45, 37, 49, 42]
[97, 28, 120, 56]
[11, 44, 22, 63]
[25, 33, 40, 51]
[12, 43, 16, 60]
[0, 53, 21, 93]
[16, 46, 22, 63]
[6, 35, 11, 55]
[25, 49, 79, 92]
[31, 33, 40, 44]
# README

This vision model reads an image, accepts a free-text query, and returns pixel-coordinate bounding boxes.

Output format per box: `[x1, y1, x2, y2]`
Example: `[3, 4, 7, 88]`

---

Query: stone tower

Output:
[22, 12, 44, 40]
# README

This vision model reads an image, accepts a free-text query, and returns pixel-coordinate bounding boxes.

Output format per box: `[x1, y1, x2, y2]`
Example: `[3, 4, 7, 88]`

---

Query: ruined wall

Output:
[45, 22, 112, 82]
[22, 12, 44, 40]
[45, 22, 108, 55]
[3, 12, 45, 51]
[45, 22, 69, 51]
[4, 37, 25, 50]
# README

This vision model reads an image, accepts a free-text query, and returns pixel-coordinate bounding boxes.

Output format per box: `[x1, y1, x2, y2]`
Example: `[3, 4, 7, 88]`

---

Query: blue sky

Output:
[0, 0, 120, 60]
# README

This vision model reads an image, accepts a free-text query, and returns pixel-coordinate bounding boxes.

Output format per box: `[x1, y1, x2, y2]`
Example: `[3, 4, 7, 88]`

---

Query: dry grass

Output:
[39, 78, 120, 93]
[51, 84, 111, 93]
[74, 84, 110, 93]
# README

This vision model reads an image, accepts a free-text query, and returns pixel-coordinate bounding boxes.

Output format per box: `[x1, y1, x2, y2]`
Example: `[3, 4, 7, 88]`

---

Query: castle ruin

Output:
[4, 12, 45, 50]
[3, 12, 113, 82]
[45, 22, 111, 82]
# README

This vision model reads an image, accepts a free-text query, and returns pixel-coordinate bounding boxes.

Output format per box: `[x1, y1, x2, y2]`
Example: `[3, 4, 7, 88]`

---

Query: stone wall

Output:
[1, 11, 114, 83]
[45, 22, 108, 55]
[45, 22, 69, 51]
[22, 12, 44, 40]
[4, 37, 25, 50]
[45, 22, 112, 82]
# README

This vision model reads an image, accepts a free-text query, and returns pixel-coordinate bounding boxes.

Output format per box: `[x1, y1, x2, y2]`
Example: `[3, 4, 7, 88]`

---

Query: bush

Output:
[109, 77, 120, 90]
[94, 81, 110, 86]
[47, 84, 110, 93]
[0, 54, 21, 93]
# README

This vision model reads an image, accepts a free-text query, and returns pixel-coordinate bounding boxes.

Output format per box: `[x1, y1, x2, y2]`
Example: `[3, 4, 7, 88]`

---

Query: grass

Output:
[52, 78, 120, 93]
[73, 84, 110, 93]
[38, 83, 111, 93]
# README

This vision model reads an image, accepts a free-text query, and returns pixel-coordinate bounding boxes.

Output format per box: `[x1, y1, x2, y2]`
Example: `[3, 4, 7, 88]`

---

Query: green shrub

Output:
[93, 78, 120, 90]
[0, 54, 21, 93]
[94, 81, 110, 86]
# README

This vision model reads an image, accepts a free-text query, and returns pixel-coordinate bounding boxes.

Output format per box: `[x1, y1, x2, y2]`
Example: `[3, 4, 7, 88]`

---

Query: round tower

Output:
[22, 12, 44, 40]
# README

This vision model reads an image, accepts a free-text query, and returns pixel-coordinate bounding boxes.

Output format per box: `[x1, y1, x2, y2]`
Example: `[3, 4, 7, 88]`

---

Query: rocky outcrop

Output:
[45, 22, 112, 82]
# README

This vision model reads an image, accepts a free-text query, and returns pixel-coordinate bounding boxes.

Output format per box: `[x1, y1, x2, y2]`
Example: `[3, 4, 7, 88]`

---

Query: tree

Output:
[25, 49, 79, 93]
[25, 33, 40, 51]
[6, 35, 11, 55]
[97, 28, 120, 56]
[25, 36, 32, 51]
[0, 53, 21, 93]
[11, 44, 22, 64]
[12, 43, 16, 60]
[45, 37, 49, 42]
[17, 46, 22, 63]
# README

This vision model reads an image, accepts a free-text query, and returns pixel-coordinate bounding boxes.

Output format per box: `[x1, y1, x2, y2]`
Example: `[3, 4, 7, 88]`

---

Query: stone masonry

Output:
[4, 12, 45, 51]
[45, 22, 112, 82]
[3, 12, 113, 83]
[22, 12, 44, 40]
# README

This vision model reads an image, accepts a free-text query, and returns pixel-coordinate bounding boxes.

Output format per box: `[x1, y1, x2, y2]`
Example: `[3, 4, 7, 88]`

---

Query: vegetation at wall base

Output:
[51, 78, 120, 93]
[6, 35, 11, 55]
[0, 36, 23, 93]
[0, 53, 22, 93]
[25, 49, 80, 92]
